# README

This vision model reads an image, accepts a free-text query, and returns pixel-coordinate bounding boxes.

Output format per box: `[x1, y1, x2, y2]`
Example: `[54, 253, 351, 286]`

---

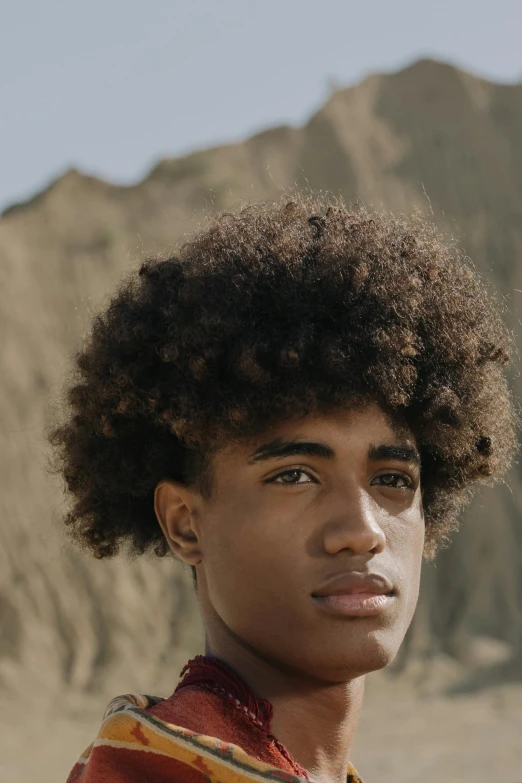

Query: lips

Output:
[311, 571, 394, 599]
[311, 572, 395, 617]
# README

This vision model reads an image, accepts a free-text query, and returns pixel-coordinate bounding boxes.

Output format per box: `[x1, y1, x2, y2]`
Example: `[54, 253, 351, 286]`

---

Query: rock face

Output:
[2, 58, 521, 698]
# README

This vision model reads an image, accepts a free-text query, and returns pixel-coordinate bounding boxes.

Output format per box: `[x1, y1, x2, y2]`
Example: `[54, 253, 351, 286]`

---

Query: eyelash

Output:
[266, 468, 414, 489]
[266, 468, 318, 485]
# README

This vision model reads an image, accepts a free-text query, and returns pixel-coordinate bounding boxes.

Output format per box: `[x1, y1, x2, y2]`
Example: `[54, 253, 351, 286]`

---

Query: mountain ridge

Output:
[5, 56, 522, 220]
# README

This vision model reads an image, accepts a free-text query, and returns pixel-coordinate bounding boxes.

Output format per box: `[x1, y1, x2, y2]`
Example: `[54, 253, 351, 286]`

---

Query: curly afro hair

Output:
[50, 195, 517, 561]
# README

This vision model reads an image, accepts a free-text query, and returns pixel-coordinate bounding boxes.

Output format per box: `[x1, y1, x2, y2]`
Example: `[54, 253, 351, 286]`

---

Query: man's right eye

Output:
[267, 469, 316, 485]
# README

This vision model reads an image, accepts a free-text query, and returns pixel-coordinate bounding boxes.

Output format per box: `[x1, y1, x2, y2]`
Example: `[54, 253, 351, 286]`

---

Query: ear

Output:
[154, 480, 203, 565]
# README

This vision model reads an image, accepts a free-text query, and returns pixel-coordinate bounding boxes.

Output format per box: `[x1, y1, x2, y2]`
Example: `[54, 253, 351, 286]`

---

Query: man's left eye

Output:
[372, 473, 413, 489]
[271, 469, 314, 484]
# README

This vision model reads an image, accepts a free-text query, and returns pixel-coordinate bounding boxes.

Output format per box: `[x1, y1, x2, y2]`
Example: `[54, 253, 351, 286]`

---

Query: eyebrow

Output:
[249, 439, 335, 463]
[249, 438, 421, 466]
[368, 443, 421, 466]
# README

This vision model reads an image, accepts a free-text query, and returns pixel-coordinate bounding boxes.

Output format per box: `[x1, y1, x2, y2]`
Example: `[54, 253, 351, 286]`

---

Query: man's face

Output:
[188, 404, 424, 681]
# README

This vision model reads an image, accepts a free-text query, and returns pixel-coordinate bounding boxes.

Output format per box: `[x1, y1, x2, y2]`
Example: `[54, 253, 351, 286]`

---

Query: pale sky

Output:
[1, 0, 521, 212]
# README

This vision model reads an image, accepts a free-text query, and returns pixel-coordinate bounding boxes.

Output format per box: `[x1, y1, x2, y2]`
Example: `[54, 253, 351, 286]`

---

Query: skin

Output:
[155, 404, 425, 783]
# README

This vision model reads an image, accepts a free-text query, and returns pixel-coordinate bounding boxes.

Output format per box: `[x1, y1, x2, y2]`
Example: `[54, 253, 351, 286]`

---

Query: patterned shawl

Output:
[67, 655, 364, 783]
[66, 693, 364, 783]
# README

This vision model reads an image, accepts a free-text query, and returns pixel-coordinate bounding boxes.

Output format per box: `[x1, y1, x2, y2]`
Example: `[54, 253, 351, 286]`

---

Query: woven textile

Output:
[66, 659, 364, 783]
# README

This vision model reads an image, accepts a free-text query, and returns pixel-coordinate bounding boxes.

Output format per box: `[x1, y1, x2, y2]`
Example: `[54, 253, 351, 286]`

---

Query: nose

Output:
[321, 489, 386, 556]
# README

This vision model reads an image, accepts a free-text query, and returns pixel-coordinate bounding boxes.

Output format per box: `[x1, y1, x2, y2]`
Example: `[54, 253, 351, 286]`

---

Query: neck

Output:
[203, 631, 365, 783]
[268, 676, 364, 783]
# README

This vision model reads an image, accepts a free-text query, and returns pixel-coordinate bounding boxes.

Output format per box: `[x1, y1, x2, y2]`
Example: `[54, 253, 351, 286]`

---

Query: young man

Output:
[54, 196, 516, 783]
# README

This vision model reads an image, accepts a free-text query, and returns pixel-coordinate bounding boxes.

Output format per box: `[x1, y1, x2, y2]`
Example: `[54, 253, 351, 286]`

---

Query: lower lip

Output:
[312, 592, 394, 617]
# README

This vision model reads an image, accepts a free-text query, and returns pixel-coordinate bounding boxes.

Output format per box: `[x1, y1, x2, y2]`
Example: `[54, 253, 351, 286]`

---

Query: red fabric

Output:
[68, 744, 210, 783]
[65, 656, 363, 782]
[147, 656, 309, 778]
[175, 655, 273, 731]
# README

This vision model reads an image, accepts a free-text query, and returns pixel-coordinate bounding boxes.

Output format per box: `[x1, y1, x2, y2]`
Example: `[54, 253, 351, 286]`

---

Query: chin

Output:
[305, 630, 402, 682]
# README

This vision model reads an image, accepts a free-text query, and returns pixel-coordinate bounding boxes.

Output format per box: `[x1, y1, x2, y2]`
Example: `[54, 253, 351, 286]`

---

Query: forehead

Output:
[254, 404, 412, 445]
[218, 403, 415, 463]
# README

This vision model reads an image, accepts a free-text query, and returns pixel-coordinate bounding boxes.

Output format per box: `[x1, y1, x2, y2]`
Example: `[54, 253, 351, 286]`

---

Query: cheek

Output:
[203, 487, 305, 567]
[389, 505, 425, 618]
[201, 499, 285, 584]
[200, 499, 305, 631]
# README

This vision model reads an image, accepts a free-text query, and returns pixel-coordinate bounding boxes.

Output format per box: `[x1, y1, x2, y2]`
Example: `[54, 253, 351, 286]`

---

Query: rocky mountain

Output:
[2, 58, 521, 699]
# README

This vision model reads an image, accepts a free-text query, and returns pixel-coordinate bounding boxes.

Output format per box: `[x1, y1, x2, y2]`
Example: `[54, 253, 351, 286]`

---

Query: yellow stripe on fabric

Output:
[98, 709, 306, 783]
[92, 694, 362, 783]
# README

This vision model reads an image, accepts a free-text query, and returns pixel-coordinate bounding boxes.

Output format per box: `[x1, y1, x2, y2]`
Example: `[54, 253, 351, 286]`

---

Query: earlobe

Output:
[154, 480, 203, 565]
